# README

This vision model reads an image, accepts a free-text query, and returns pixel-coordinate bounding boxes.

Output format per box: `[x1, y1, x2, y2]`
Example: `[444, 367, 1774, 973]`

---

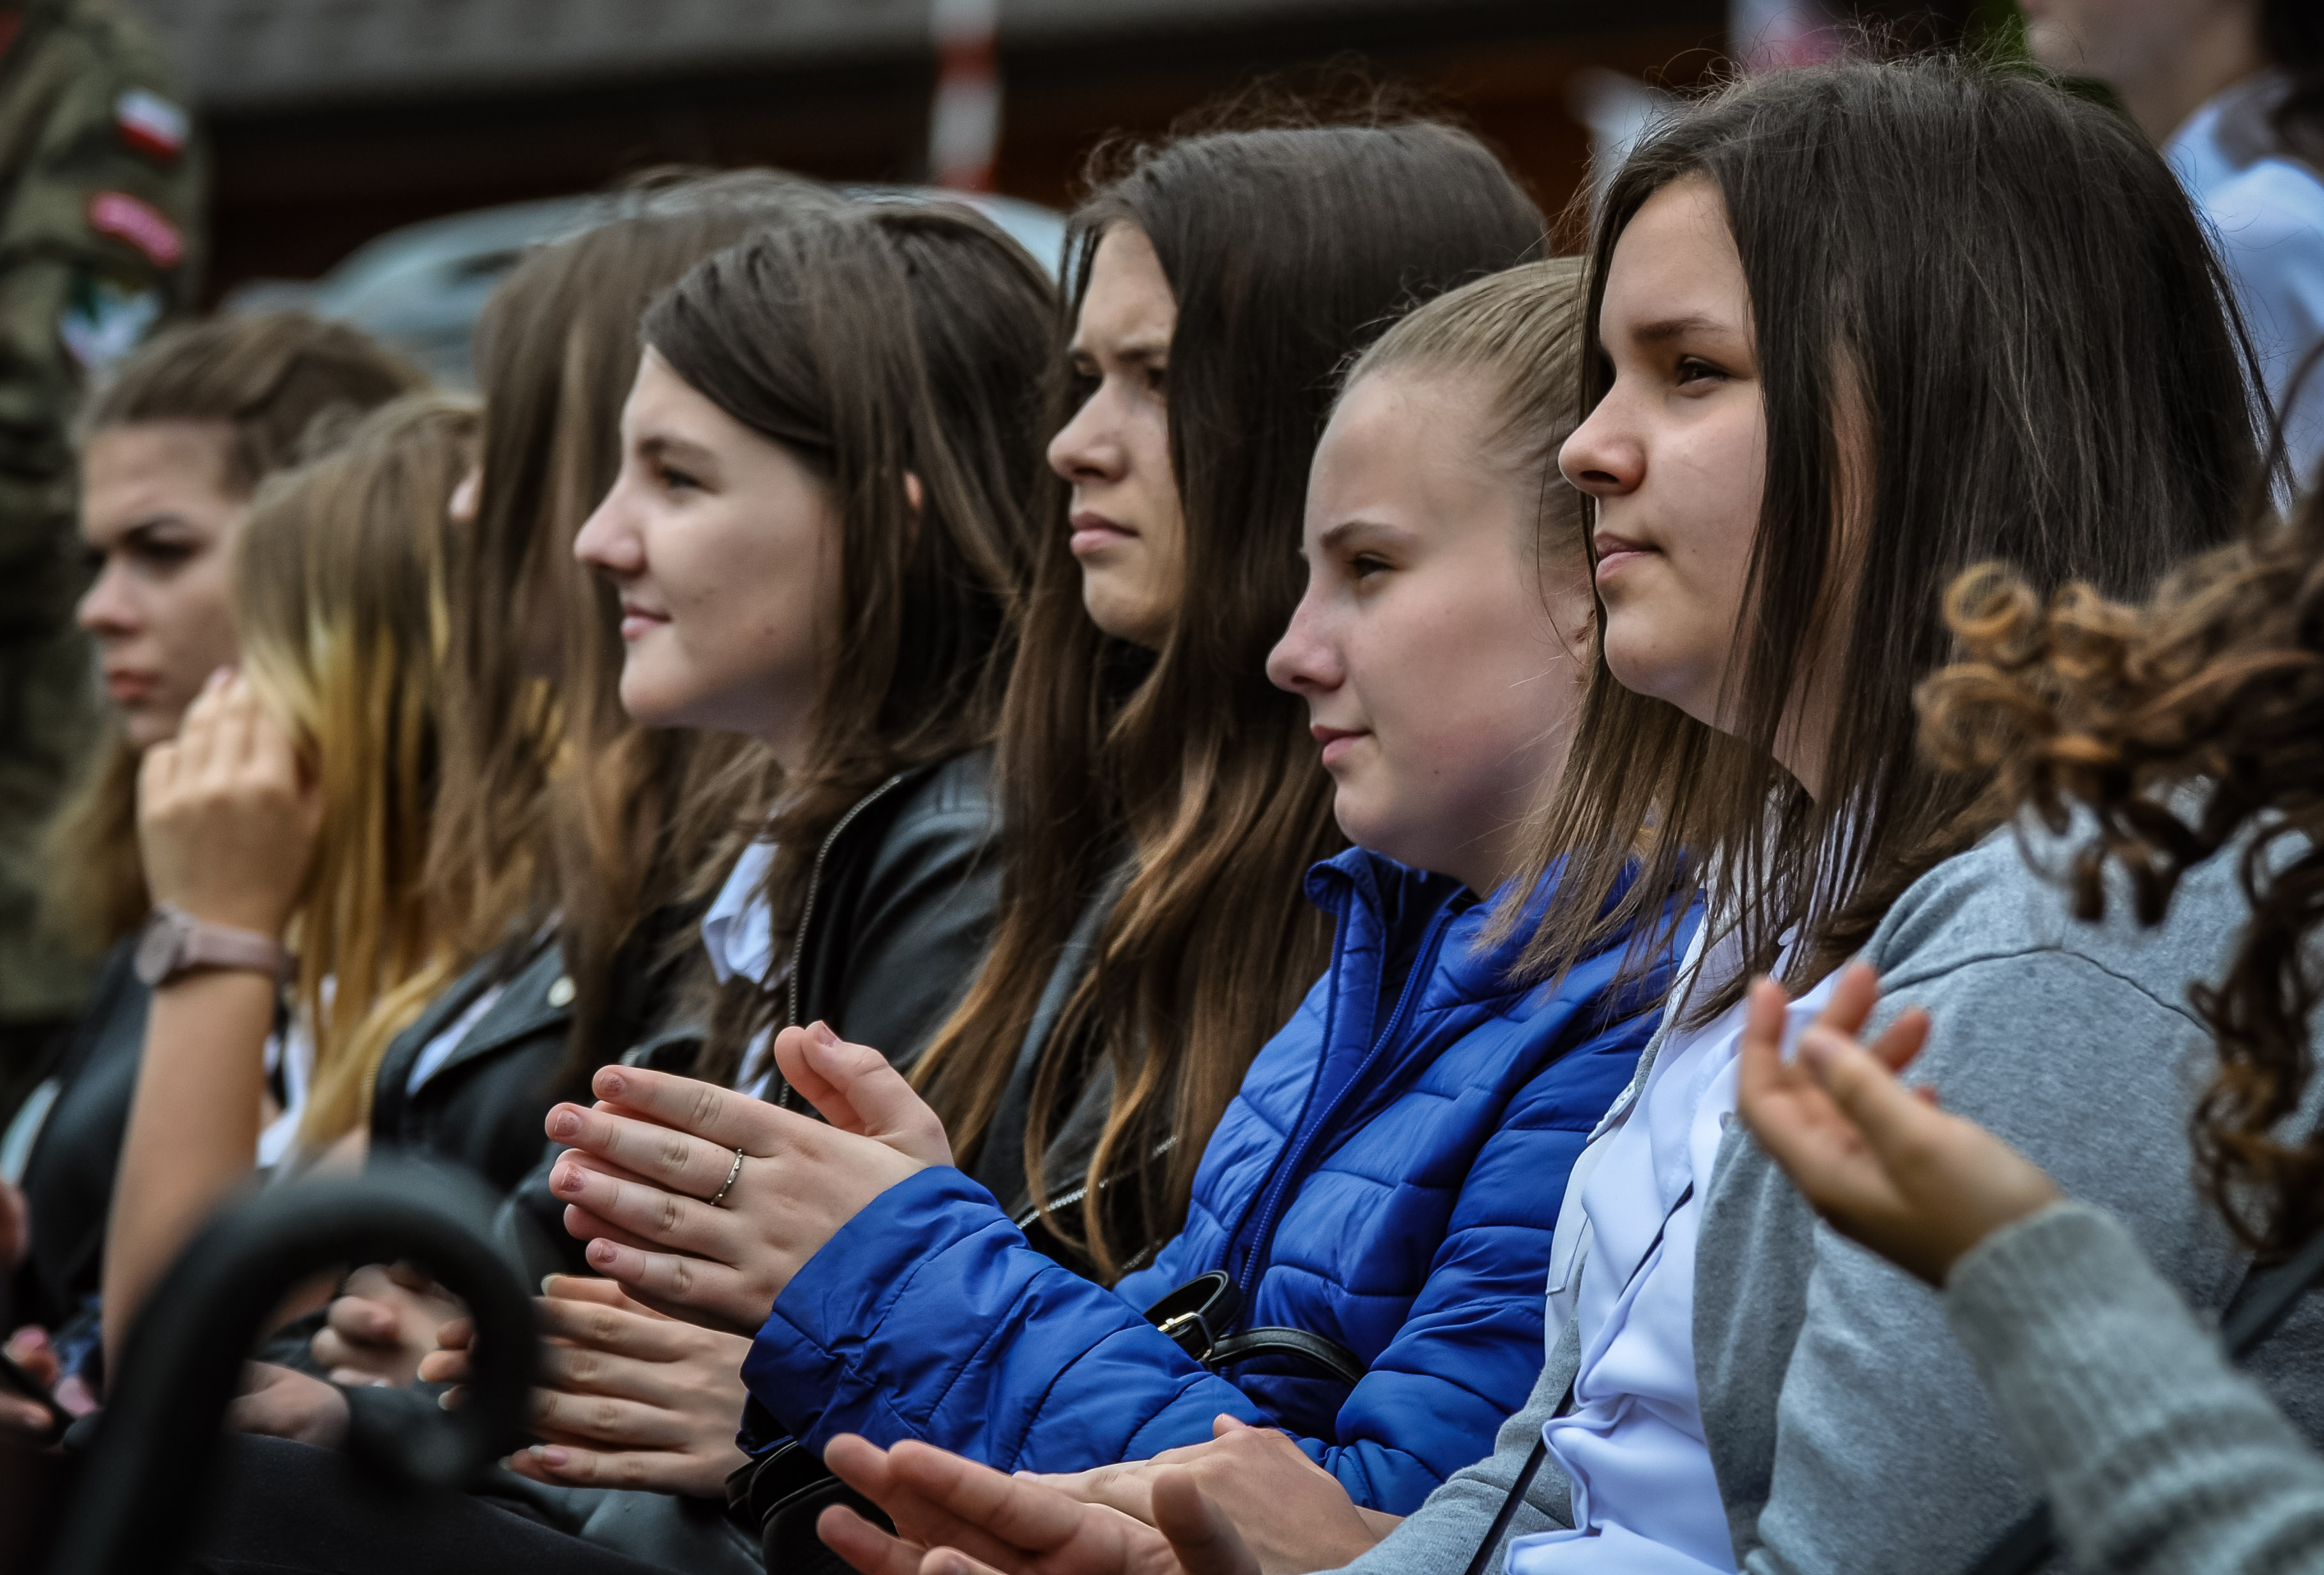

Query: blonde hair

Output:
[1342, 257, 1589, 529]
[232, 395, 479, 1151]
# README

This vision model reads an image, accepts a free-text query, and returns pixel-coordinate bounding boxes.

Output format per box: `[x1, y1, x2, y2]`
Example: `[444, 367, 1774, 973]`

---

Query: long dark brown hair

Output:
[45, 312, 425, 955]
[910, 116, 1546, 1279]
[643, 201, 1055, 1080]
[1510, 54, 2267, 1019]
[1916, 488, 2324, 1256]
[441, 171, 838, 1075]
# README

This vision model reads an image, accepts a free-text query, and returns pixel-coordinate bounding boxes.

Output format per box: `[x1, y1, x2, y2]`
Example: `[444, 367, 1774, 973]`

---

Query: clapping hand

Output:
[422, 1274, 752, 1498]
[1038, 1415, 1394, 1573]
[544, 1022, 952, 1331]
[816, 1434, 1258, 1575]
[1735, 962, 2063, 1286]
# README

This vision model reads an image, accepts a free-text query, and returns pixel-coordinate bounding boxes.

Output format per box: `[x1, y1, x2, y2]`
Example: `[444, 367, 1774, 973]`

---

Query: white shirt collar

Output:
[702, 841, 779, 987]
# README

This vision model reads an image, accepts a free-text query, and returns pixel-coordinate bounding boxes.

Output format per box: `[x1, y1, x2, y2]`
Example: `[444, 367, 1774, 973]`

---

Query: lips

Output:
[1068, 512, 1138, 558]
[1311, 724, 1367, 767]
[618, 601, 671, 642]
[103, 668, 158, 704]
[1591, 532, 1657, 585]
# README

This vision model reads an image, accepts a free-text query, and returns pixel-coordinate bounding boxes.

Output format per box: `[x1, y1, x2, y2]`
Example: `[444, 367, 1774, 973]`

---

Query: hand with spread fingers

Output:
[1037, 1415, 1394, 1573]
[544, 1020, 952, 1331]
[136, 668, 321, 935]
[817, 1434, 1259, 1575]
[1734, 962, 2064, 1287]
[420, 1273, 751, 1498]
[312, 1263, 465, 1388]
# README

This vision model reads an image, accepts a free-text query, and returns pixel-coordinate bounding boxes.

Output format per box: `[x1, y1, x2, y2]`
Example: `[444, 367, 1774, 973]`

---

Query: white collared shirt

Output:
[1510, 928, 1839, 1575]
[2167, 73, 2324, 488]
[703, 841, 782, 1098]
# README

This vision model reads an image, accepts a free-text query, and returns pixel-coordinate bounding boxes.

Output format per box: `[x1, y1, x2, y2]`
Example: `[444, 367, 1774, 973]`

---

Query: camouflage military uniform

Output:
[0, 0, 203, 1089]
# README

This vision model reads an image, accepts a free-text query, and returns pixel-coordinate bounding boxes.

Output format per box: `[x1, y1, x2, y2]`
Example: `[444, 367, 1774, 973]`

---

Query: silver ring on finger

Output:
[707, 1146, 745, 1208]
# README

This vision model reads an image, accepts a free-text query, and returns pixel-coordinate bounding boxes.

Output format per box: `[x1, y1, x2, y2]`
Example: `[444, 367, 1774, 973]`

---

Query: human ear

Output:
[902, 472, 924, 516]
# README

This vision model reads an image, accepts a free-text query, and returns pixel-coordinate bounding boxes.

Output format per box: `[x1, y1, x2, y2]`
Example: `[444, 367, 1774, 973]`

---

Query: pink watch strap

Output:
[179, 921, 289, 978]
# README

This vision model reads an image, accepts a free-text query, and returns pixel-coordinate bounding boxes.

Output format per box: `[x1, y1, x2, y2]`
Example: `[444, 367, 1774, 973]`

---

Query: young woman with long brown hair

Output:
[388, 199, 1057, 1524]
[300, 173, 839, 1400]
[911, 118, 1550, 1282]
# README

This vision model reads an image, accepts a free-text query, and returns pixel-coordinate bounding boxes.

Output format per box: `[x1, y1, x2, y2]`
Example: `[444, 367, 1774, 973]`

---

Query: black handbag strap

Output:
[1143, 1270, 1367, 1388]
[1962, 1224, 2324, 1575]
[1461, 1436, 1553, 1575]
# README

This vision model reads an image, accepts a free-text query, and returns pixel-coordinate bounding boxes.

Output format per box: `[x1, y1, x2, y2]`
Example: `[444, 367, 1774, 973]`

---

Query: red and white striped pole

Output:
[929, 0, 1001, 192]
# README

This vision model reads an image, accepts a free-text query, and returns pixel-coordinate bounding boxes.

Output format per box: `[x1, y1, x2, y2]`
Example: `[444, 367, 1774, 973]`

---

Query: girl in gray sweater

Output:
[1732, 463, 2324, 1575]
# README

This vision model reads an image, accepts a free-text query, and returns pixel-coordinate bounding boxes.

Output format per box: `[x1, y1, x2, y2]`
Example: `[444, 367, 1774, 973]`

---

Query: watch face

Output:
[134, 912, 185, 986]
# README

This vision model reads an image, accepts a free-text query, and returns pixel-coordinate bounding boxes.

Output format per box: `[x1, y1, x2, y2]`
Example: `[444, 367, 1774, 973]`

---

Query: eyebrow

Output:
[1067, 338, 1170, 367]
[1316, 517, 1409, 554]
[1630, 312, 1739, 344]
[638, 433, 719, 471]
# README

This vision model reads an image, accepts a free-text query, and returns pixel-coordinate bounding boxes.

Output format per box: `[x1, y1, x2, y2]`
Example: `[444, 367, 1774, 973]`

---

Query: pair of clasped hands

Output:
[362, 1021, 947, 1496]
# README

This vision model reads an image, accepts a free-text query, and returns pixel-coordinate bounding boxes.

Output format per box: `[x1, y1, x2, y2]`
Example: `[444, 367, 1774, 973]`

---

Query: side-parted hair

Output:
[447, 170, 840, 1073]
[912, 118, 1547, 1279]
[1915, 485, 2324, 1256]
[1341, 257, 1591, 569]
[234, 396, 480, 1153]
[645, 201, 1056, 1078]
[1513, 54, 2265, 1017]
[46, 312, 426, 955]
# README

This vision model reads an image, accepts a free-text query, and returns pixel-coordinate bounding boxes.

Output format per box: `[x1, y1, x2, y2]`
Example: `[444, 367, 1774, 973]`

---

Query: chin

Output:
[616, 674, 689, 732]
[1079, 578, 1167, 649]
[121, 709, 174, 753]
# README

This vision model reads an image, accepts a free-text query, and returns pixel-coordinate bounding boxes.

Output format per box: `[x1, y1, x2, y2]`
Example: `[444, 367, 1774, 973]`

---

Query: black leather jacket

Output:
[501, 748, 1004, 1275]
[9, 938, 147, 1335]
[368, 934, 582, 1199]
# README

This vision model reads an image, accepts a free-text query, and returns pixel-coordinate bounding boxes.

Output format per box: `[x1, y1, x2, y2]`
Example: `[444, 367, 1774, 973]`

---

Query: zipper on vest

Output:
[1226, 903, 1460, 1293]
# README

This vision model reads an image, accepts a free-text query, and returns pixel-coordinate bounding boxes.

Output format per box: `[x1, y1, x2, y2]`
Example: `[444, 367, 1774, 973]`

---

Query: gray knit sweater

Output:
[1338, 817, 2324, 1575]
[1948, 1199, 2324, 1575]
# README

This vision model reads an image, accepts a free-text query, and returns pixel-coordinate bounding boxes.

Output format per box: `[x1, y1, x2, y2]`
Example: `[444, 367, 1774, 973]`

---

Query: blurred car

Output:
[225, 186, 1070, 387]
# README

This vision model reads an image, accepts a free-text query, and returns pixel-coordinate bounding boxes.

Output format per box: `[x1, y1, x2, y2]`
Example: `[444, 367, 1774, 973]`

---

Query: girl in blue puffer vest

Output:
[540, 262, 1693, 1516]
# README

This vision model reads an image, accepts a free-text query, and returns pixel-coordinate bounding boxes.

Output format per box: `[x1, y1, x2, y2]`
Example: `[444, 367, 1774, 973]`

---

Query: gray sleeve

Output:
[1741, 951, 2248, 1575]
[1947, 1200, 2324, 1575]
[1333, 1319, 1580, 1575]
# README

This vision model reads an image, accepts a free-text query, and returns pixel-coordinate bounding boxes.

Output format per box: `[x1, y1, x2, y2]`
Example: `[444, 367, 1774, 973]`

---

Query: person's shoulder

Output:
[1866, 806, 2268, 1004]
[885, 748, 998, 828]
[2197, 152, 2324, 252]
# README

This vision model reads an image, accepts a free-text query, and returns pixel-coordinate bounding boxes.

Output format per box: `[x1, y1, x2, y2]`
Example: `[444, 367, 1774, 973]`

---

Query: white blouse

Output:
[1510, 927, 1838, 1574]
[2168, 72, 2324, 488]
[703, 841, 782, 1098]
